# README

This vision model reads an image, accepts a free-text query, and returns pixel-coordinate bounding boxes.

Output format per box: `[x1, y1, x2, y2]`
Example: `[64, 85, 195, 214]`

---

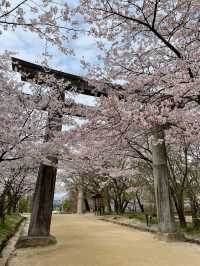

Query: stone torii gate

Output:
[12, 57, 121, 247]
[12, 57, 180, 247]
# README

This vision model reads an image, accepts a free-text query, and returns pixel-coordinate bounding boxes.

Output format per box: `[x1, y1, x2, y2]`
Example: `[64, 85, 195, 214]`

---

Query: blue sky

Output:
[0, 20, 98, 106]
[0, 0, 93, 75]
[0, 26, 97, 76]
[0, 0, 99, 105]
[0, 1, 97, 197]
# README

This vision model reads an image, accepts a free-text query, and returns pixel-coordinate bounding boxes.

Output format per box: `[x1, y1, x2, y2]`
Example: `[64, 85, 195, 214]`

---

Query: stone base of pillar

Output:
[155, 231, 185, 242]
[15, 235, 57, 249]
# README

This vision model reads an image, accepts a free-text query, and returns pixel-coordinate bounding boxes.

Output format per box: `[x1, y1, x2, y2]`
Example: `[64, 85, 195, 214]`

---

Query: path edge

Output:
[0, 216, 26, 255]
[100, 217, 200, 245]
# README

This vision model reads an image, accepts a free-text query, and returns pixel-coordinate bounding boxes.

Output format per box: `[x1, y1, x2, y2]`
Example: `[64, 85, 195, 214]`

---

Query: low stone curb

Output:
[0, 216, 26, 256]
[184, 236, 200, 245]
[100, 218, 157, 234]
[100, 217, 200, 245]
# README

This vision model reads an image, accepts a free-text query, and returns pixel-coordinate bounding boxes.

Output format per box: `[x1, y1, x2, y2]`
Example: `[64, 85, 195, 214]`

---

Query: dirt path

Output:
[9, 214, 200, 266]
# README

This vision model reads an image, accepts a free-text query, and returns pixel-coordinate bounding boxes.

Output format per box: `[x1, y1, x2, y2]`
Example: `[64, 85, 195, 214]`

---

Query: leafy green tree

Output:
[18, 197, 29, 213]
[62, 199, 71, 213]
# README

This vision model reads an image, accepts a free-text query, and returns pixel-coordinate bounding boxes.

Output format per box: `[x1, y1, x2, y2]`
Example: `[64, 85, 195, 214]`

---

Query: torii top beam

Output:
[11, 57, 124, 98]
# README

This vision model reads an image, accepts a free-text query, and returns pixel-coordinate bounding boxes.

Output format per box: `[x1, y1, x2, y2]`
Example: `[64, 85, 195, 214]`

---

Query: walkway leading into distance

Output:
[9, 214, 200, 266]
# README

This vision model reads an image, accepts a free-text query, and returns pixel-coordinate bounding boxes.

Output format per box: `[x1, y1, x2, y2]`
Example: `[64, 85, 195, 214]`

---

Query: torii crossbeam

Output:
[12, 57, 124, 97]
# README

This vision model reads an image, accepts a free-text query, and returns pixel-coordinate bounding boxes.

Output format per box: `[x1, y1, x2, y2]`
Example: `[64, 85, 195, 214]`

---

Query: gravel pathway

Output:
[9, 214, 200, 266]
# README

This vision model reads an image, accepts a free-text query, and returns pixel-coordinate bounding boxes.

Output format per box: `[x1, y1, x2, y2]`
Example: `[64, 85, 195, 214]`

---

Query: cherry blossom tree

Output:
[0, 0, 81, 53]
[75, 0, 200, 238]
[0, 160, 36, 219]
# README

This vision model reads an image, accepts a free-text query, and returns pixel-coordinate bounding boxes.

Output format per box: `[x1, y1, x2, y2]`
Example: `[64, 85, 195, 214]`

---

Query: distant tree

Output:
[18, 197, 29, 213]
[62, 199, 71, 213]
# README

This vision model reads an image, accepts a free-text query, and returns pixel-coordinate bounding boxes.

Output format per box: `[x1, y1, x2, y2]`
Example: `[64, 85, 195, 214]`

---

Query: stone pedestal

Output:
[28, 163, 57, 237]
[15, 235, 57, 249]
[155, 231, 185, 242]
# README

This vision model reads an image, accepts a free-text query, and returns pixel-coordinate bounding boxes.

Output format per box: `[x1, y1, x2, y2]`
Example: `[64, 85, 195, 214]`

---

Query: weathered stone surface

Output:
[77, 180, 84, 214]
[15, 235, 57, 249]
[28, 163, 57, 237]
[155, 231, 186, 242]
[152, 130, 177, 234]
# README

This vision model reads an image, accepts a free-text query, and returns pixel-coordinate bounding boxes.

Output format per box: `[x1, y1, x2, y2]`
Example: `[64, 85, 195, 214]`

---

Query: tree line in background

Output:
[61, 139, 200, 230]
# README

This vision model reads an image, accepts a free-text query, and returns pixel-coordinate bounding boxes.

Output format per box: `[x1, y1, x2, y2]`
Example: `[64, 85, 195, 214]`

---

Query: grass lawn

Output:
[0, 214, 23, 242]
[182, 223, 200, 235]
[124, 212, 158, 225]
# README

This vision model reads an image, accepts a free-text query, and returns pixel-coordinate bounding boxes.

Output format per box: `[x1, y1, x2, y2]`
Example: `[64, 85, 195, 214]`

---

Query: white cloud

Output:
[0, 22, 100, 107]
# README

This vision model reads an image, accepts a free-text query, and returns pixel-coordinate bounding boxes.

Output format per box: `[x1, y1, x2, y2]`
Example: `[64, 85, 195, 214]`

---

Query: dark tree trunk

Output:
[7, 193, 12, 215]
[12, 202, 17, 213]
[115, 199, 122, 214]
[189, 193, 200, 228]
[12, 196, 19, 213]
[152, 129, 177, 234]
[176, 203, 187, 228]
[104, 187, 112, 214]
[0, 193, 6, 223]
[114, 199, 119, 214]
[117, 194, 124, 214]
[84, 198, 90, 212]
[171, 192, 187, 228]
[136, 192, 144, 213]
[122, 200, 129, 213]
[114, 197, 126, 215]
[118, 204, 123, 214]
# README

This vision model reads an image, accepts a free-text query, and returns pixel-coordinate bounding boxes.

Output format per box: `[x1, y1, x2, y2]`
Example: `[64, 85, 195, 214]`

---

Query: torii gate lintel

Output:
[12, 57, 124, 97]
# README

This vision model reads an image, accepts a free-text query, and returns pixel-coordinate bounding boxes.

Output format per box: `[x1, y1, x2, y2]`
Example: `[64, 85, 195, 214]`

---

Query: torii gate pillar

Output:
[16, 86, 64, 248]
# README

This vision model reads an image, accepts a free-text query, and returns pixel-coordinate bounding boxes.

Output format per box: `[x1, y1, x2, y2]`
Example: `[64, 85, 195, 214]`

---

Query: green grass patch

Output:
[182, 223, 200, 235]
[126, 212, 158, 225]
[0, 214, 23, 241]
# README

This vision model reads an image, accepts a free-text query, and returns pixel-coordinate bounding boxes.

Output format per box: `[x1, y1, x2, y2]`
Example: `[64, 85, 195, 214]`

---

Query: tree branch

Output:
[0, 0, 29, 19]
